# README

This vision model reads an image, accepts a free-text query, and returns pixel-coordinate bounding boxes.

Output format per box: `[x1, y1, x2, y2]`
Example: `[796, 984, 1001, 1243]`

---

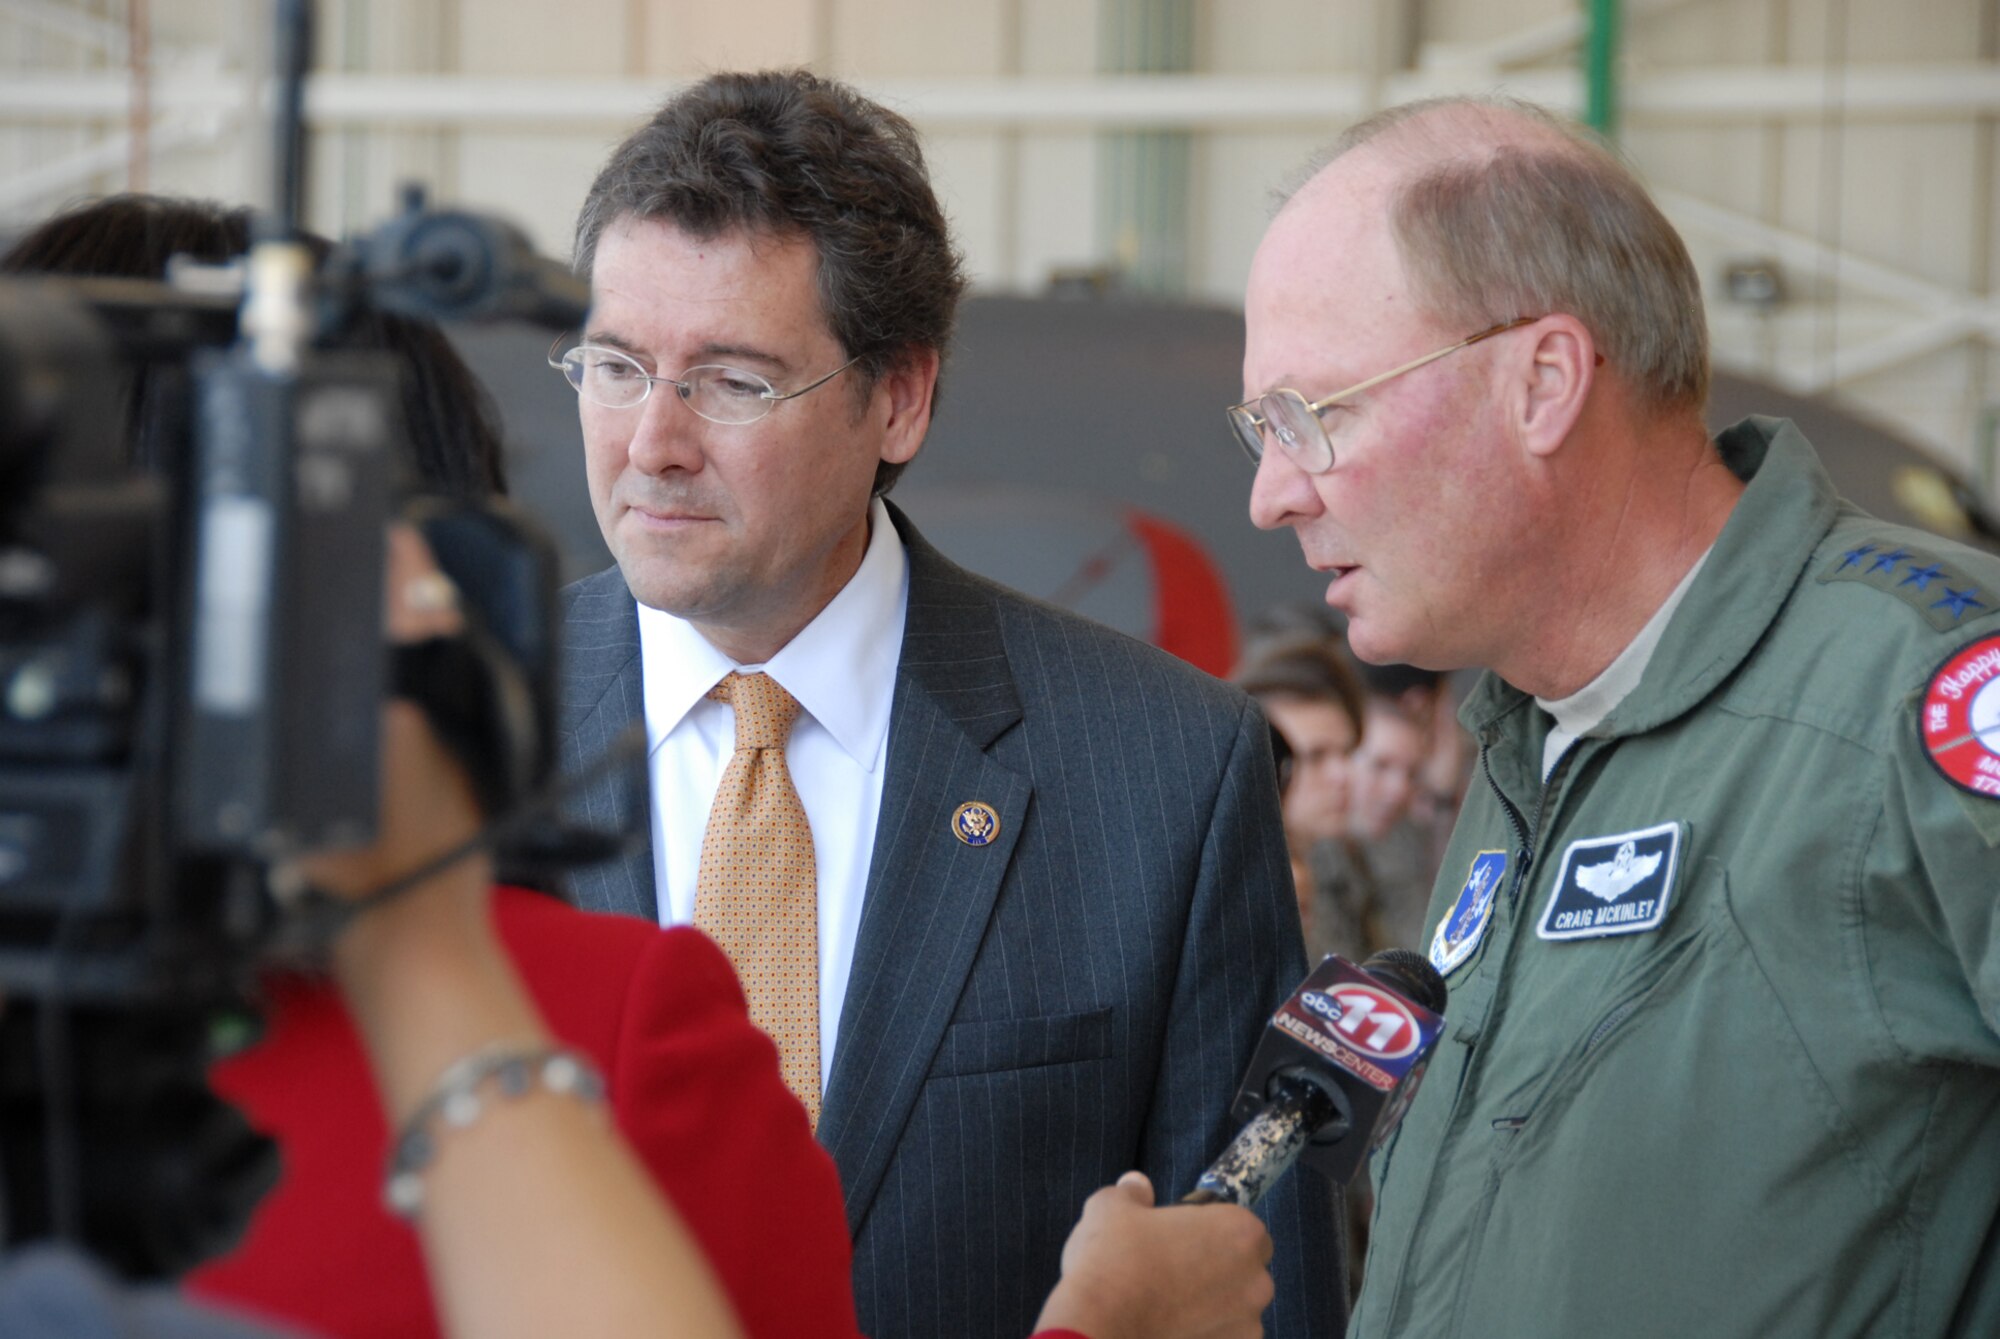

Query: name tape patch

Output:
[1536, 821, 1682, 942]
[1430, 850, 1507, 976]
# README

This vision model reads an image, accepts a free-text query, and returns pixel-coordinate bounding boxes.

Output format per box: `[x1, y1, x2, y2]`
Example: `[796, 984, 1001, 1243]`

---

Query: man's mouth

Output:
[1318, 564, 1361, 602]
[625, 501, 716, 527]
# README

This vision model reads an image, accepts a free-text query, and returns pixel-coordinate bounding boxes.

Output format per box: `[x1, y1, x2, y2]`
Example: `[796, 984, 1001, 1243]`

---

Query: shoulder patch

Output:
[1818, 540, 1992, 632]
[1429, 850, 1506, 977]
[1920, 634, 2000, 800]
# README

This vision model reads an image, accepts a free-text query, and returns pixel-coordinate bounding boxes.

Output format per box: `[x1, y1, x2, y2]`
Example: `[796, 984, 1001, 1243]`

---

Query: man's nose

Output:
[1247, 442, 1322, 531]
[625, 386, 704, 474]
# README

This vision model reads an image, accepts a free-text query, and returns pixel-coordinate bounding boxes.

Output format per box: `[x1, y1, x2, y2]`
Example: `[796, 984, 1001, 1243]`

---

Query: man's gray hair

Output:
[1293, 96, 1709, 415]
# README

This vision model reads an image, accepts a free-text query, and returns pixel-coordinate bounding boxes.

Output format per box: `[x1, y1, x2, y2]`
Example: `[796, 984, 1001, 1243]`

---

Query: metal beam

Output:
[0, 0, 128, 58]
[6, 64, 2000, 130]
[1801, 309, 1989, 390]
[1584, 0, 1621, 141]
[0, 116, 224, 213]
[0, 131, 131, 212]
[1657, 188, 1968, 311]
[1662, 189, 2000, 395]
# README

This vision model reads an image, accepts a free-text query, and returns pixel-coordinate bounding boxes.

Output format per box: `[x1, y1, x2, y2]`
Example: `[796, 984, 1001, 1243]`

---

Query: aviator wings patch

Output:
[1537, 822, 1683, 942]
[1573, 841, 1663, 902]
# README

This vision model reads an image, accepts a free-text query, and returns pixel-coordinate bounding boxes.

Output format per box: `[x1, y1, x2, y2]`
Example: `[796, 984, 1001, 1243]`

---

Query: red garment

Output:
[185, 887, 859, 1339]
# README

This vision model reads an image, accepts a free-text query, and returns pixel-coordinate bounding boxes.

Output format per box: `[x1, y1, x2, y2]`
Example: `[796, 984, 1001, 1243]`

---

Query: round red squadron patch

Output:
[1921, 635, 2000, 798]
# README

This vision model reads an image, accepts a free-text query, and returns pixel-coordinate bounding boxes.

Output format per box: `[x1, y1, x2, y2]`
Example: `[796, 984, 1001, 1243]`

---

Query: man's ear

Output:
[875, 346, 939, 467]
[1513, 315, 1595, 460]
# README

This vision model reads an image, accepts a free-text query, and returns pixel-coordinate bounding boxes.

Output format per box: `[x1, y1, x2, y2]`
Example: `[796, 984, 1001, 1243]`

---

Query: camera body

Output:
[0, 202, 586, 1276]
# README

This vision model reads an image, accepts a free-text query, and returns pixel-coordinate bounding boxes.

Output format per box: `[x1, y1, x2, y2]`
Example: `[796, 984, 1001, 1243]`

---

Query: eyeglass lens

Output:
[1234, 392, 1334, 472]
[559, 346, 776, 425]
[1264, 391, 1334, 472]
[1229, 407, 1265, 463]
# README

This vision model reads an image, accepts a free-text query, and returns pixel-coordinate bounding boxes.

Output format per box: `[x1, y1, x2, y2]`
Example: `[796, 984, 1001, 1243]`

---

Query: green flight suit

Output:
[1352, 418, 2000, 1339]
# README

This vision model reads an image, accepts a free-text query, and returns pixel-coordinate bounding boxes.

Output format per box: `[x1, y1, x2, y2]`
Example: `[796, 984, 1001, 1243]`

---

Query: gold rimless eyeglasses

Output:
[549, 335, 861, 426]
[1228, 316, 1544, 474]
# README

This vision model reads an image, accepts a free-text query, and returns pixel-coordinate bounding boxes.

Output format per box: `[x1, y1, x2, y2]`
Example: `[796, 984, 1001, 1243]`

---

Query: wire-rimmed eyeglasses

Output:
[549, 337, 861, 426]
[1227, 316, 1541, 474]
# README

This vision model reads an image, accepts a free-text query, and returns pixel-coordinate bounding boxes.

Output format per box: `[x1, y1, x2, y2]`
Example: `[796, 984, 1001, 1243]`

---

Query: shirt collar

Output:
[1535, 546, 1710, 738]
[635, 497, 909, 772]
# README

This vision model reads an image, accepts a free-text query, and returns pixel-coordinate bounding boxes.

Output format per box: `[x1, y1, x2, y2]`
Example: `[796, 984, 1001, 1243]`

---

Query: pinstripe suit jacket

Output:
[557, 507, 1341, 1339]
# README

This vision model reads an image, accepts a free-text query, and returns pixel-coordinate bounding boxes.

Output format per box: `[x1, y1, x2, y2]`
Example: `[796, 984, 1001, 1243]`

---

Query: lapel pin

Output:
[952, 801, 1000, 847]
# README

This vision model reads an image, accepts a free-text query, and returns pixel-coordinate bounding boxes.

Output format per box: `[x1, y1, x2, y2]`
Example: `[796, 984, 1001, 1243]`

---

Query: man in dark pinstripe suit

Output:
[551, 70, 1340, 1339]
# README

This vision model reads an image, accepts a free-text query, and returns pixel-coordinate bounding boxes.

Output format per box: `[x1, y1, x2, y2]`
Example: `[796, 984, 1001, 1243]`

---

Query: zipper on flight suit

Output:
[1484, 763, 1529, 904]
[1379, 737, 1578, 1338]
[1480, 738, 1577, 908]
[1435, 743, 1587, 1339]
[1584, 997, 1644, 1055]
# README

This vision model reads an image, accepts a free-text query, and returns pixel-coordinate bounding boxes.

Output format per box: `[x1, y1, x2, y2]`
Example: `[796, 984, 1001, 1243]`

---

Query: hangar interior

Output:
[4, 0, 1999, 631]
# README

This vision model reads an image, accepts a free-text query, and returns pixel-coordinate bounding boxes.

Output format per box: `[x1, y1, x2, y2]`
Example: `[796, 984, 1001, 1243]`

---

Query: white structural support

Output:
[0, 131, 134, 215]
[1659, 189, 1971, 313]
[2, 3, 1994, 476]
[0, 115, 228, 213]
[0, 0, 127, 59]
[1659, 189, 2000, 394]
[4, 64, 2000, 130]
[1826, 310, 1992, 388]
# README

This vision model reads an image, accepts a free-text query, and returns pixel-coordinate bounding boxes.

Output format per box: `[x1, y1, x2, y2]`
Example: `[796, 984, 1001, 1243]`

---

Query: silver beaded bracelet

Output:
[384, 1042, 607, 1220]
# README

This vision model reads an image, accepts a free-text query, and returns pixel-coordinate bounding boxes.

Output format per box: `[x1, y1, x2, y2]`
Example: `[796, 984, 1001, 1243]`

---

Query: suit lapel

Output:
[818, 508, 1029, 1238]
[556, 569, 657, 920]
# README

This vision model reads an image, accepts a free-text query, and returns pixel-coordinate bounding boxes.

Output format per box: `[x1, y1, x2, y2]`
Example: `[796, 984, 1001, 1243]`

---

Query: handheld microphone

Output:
[1185, 949, 1446, 1207]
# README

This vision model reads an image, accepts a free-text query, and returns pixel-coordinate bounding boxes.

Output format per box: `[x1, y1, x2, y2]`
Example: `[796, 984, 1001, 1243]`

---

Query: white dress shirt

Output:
[636, 498, 908, 1084]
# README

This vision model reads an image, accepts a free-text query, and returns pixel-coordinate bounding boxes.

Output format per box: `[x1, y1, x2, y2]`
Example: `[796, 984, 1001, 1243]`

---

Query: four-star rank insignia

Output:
[1820, 539, 1991, 631]
[1537, 821, 1683, 942]
[1430, 850, 1506, 976]
[952, 800, 1000, 846]
[1921, 634, 2000, 799]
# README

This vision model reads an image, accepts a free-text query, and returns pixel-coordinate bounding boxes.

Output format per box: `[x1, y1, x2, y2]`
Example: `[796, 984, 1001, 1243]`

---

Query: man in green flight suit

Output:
[1234, 94, 2000, 1338]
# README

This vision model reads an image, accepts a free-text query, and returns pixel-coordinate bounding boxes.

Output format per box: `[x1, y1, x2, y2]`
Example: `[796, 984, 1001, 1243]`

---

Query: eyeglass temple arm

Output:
[766, 354, 863, 401]
[1303, 317, 1538, 414]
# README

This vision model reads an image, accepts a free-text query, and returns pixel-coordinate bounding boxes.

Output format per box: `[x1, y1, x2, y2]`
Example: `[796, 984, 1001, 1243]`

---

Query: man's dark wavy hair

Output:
[572, 69, 967, 496]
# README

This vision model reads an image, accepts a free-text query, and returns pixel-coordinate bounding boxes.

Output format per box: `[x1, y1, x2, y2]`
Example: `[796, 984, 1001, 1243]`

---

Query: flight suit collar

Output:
[1461, 415, 1841, 745]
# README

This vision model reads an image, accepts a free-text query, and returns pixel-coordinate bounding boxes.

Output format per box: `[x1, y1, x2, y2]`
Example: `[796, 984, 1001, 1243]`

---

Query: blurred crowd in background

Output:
[1231, 608, 1473, 1301]
[1235, 606, 1469, 969]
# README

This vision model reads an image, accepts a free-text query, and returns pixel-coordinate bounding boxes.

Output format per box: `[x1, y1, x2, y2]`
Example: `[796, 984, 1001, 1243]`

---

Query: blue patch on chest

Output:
[1430, 850, 1507, 975]
[1536, 822, 1682, 942]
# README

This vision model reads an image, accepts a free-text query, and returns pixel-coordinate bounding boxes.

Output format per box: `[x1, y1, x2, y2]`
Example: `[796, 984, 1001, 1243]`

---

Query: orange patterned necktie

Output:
[693, 671, 821, 1127]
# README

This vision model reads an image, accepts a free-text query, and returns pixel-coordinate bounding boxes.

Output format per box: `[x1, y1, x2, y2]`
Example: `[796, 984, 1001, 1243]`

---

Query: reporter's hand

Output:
[1034, 1171, 1274, 1339]
[297, 524, 482, 904]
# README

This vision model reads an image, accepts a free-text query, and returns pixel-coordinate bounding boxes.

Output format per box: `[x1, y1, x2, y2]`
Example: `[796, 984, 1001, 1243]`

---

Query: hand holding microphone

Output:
[1186, 949, 1447, 1207]
[1037, 1171, 1273, 1339]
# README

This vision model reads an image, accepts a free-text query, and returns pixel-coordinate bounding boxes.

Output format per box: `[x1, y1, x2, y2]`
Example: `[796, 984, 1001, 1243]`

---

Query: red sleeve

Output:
[595, 921, 862, 1339]
[186, 972, 433, 1339]
[190, 890, 862, 1339]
